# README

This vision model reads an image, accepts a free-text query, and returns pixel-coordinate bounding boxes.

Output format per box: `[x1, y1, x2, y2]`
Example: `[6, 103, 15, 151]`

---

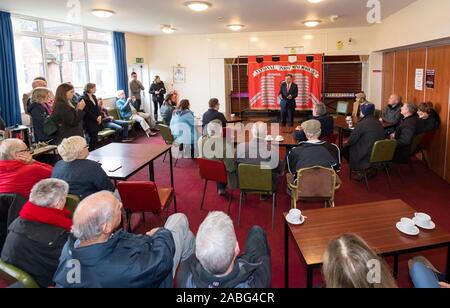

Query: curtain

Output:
[0, 11, 22, 127]
[113, 32, 129, 97]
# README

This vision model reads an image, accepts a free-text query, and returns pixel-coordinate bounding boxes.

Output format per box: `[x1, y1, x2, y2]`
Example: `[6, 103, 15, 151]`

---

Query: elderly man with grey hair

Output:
[294, 102, 334, 142]
[177, 211, 271, 288]
[54, 191, 195, 288]
[0, 138, 53, 198]
[1, 179, 72, 287]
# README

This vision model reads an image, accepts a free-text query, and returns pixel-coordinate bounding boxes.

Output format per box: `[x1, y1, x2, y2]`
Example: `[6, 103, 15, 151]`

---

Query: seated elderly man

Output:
[382, 94, 403, 135]
[177, 211, 271, 288]
[51, 136, 115, 199]
[0, 139, 53, 198]
[237, 122, 285, 191]
[54, 191, 195, 288]
[1, 179, 71, 288]
[342, 104, 385, 181]
[287, 120, 340, 182]
[294, 103, 334, 142]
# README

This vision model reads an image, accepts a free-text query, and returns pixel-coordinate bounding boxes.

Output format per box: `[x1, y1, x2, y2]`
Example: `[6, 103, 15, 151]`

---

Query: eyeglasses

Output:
[17, 148, 34, 155]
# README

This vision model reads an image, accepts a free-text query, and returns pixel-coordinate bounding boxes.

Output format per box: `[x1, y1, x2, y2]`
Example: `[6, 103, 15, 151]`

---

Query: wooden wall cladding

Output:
[407, 48, 427, 103]
[393, 50, 409, 101]
[382, 52, 395, 109]
[323, 63, 362, 94]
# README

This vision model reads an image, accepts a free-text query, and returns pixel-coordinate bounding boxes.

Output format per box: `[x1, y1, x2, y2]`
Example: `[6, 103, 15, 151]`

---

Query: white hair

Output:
[206, 120, 223, 138]
[29, 179, 69, 209]
[251, 122, 267, 139]
[116, 90, 125, 97]
[195, 211, 237, 275]
[0, 139, 26, 161]
[57, 136, 87, 162]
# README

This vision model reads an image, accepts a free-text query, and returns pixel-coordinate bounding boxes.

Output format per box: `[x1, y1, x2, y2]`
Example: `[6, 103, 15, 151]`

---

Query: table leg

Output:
[149, 161, 155, 182]
[393, 254, 399, 279]
[285, 220, 289, 288]
[169, 149, 174, 189]
[446, 244, 450, 281]
[338, 128, 344, 149]
[307, 266, 314, 289]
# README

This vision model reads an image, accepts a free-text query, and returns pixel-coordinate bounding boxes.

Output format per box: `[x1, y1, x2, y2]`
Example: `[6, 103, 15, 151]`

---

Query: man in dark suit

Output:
[279, 74, 298, 127]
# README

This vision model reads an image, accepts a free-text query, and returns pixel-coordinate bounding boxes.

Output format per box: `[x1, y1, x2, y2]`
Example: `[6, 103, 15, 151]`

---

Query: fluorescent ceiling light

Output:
[227, 24, 245, 31]
[91, 9, 115, 18]
[303, 20, 322, 28]
[161, 25, 176, 34]
[185, 1, 212, 12]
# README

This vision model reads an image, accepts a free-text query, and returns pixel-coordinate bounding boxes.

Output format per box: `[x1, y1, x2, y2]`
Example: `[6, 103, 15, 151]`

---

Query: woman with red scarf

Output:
[1, 179, 72, 288]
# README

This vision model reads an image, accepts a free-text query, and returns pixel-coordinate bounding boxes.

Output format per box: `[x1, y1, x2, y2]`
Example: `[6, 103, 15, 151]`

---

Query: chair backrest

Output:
[374, 109, 382, 119]
[0, 193, 27, 252]
[321, 133, 338, 145]
[410, 133, 424, 155]
[0, 260, 39, 288]
[352, 102, 360, 117]
[158, 124, 175, 145]
[370, 140, 398, 164]
[420, 131, 436, 149]
[107, 107, 121, 121]
[296, 166, 336, 201]
[197, 158, 228, 184]
[336, 101, 349, 115]
[65, 194, 81, 218]
[117, 181, 162, 213]
[238, 164, 273, 193]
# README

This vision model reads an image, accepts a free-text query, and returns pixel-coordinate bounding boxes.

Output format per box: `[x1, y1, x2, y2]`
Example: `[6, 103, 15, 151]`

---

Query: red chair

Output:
[197, 158, 233, 214]
[322, 133, 339, 145]
[117, 181, 177, 232]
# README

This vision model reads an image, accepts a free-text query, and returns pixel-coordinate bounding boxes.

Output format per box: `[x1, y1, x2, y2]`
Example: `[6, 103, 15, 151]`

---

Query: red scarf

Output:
[20, 201, 73, 231]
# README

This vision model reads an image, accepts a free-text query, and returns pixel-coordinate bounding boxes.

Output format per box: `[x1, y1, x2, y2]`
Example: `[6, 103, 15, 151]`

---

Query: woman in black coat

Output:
[52, 83, 86, 145]
[149, 76, 166, 120]
[28, 87, 53, 142]
[80, 83, 102, 151]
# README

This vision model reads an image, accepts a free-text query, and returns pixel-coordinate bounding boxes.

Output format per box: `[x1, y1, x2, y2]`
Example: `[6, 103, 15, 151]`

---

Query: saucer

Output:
[286, 214, 305, 226]
[396, 222, 420, 236]
[413, 217, 436, 230]
[265, 138, 274, 142]
[275, 138, 285, 142]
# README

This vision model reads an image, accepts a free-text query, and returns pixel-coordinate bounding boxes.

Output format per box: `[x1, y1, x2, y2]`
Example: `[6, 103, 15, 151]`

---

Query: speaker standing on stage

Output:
[279, 74, 298, 127]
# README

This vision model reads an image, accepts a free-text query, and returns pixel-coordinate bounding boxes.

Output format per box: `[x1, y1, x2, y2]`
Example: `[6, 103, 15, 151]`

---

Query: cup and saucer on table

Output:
[274, 135, 285, 142]
[265, 135, 274, 142]
[286, 209, 305, 225]
[413, 213, 436, 230]
[396, 218, 420, 236]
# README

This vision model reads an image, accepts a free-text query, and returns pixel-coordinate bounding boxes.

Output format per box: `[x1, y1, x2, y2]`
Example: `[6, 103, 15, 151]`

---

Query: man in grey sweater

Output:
[129, 72, 145, 112]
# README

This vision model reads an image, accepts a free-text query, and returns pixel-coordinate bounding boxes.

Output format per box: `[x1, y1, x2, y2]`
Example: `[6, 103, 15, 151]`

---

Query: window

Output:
[12, 16, 116, 106]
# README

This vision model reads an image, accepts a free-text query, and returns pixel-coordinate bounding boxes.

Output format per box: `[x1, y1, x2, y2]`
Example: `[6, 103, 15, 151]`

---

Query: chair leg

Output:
[384, 164, 393, 189]
[200, 180, 208, 210]
[163, 151, 167, 163]
[126, 211, 132, 233]
[238, 191, 244, 227]
[421, 149, 428, 167]
[227, 189, 233, 214]
[271, 193, 276, 230]
[174, 150, 181, 167]
[363, 170, 370, 191]
[173, 195, 178, 213]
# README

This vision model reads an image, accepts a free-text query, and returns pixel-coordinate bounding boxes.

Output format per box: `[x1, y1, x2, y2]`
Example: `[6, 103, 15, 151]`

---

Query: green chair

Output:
[0, 260, 39, 288]
[336, 101, 349, 115]
[106, 107, 121, 121]
[158, 124, 182, 167]
[66, 194, 81, 218]
[374, 109, 383, 119]
[238, 164, 276, 229]
[98, 128, 116, 141]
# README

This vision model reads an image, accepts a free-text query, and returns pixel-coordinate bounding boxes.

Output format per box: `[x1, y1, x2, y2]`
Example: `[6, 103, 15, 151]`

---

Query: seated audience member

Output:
[160, 93, 177, 125]
[417, 102, 440, 133]
[170, 99, 197, 158]
[202, 98, 227, 130]
[98, 98, 131, 142]
[1, 179, 71, 288]
[352, 92, 371, 117]
[323, 234, 397, 288]
[382, 94, 403, 126]
[198, 120, 237, 196]
[0, 115, 5, 130]
[342, 104, 385, 181]
[391, 103, 424, 163]
[115, 90, 157, 137]
[409, 256, 450, 289]
[28, 87, 53, 143]
[237, 122, 285, 191]
[54, 191, 195, 288]
[288, 120, 340, 181]
[177, 211, 271, 288]
[294, 102, 334, 142]
[51, 136, 114, 199]
[0, 139, 52, 198]
[23, 77, 47, 115]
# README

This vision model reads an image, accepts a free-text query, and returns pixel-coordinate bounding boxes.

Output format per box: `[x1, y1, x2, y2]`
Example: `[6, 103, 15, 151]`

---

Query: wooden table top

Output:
[88, 143, 171, 180]
[232, 126, 299, 147]
[334, 115, 395, 130]
[31, 145, 58, 157]
[225, 115, 243, 123]
[285, 199, 450, 266]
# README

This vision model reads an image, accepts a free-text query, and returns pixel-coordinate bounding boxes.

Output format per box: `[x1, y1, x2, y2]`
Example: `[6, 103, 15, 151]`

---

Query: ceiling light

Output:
[308, 0, 324, 3]
[91, 9, 115, 18]
[227, 24, 245, 31]
[185, 1, 212, 12]
[161, 25, 176, 34]
[303, 20, 322, 28]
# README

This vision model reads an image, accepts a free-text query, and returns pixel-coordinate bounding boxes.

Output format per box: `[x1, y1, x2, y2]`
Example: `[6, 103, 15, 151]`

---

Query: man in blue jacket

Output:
[53, 191, 195, 288]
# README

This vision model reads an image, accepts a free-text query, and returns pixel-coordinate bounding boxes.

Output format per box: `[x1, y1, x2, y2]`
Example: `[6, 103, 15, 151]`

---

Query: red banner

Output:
[248, 54, 323, 110]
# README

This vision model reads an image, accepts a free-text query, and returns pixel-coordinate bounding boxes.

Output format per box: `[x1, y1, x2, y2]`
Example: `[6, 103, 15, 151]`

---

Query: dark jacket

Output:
[419, 111, 440, 133]
[382, 103, 403, 125]
[202, 109, 227, 129]
[51, 159, 115, 200]
[80, 94, 101, 134]
[54, 229, 175, 288]
[149, 82, 166, 103]
[28, 102, 51, 142]
[294, 114, 334, 142]
[1, 218, 69, 288]
[0, 194, 27, 252]
[287, 141, 341, 176]
[279, 82, 298, 105]
[346, 115, 385, 170]
[394, 115, 423, 163]
[52, 101, 85, 144]
[160, 101, 175, 125]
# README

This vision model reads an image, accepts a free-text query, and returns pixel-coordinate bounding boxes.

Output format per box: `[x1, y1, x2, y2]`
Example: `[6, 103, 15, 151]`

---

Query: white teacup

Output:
[288, 209, 302, 222]
[414, 213, 432, 226]
[275, 135, 284, 141]
[400, 218, 416, 232]
[265, 135, 273, 141]
[231, 114, 236, 118]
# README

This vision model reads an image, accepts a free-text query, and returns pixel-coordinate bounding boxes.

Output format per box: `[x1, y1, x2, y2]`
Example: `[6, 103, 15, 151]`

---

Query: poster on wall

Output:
[415, 68, 424, 91]
[426, 69, 436, 89]
[248, 54, 323, 110]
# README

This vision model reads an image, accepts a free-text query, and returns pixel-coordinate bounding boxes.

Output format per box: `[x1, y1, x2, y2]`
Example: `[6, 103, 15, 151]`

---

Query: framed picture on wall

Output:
[173, 66, 186, 83]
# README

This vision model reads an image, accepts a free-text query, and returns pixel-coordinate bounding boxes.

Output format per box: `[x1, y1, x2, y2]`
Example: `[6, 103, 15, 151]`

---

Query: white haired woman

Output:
[51, 136, 114, 199]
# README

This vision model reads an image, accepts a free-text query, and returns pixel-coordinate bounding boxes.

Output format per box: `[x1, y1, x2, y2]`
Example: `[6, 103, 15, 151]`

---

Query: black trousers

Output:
[280, 100, 295, 127]
[153, 99, 163, 120]
[87, 130, 99, 151]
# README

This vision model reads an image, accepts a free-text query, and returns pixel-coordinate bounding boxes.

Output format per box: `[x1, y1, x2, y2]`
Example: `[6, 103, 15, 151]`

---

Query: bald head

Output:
[32, 79, 47, 89]
[72, 191, 122, 243]
[388, 94, 401, 106]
